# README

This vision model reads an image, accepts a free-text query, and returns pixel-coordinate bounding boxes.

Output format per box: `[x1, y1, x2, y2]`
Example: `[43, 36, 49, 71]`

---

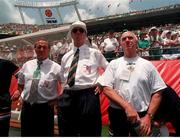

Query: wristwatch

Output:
[147, 112, 154, 120]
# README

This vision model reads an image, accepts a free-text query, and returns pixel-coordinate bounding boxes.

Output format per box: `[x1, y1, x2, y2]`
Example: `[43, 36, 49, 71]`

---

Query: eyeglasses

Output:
[72, 28, 85, 33]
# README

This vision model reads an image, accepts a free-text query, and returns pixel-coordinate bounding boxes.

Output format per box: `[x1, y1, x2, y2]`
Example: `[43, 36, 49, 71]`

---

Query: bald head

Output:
[120, 31, 138, 43]
[120, 31, 138, 58]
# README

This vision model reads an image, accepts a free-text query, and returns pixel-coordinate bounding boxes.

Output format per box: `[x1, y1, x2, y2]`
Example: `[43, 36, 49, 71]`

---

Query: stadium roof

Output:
[0, 24, 70, 47]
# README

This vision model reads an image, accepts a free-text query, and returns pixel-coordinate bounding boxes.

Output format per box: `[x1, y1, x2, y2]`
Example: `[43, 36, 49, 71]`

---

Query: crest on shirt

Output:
[43, 80, 49, 88]
[84, 65, 91, 74]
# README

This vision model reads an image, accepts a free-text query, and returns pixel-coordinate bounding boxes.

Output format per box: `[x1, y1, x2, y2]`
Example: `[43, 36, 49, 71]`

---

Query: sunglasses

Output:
[72, 28, 85, 33]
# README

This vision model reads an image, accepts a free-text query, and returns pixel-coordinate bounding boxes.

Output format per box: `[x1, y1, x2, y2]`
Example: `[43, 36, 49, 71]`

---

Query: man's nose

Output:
[39, 47, 45, 51]
[125, 37, 130, 41]
[126, 41, 130, 45]
[76, 30, 82, 33]
[39, 48, 43, 51]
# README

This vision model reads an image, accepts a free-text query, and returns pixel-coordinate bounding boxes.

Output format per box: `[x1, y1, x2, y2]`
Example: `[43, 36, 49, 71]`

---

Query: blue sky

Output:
[0, 0, 179, 25]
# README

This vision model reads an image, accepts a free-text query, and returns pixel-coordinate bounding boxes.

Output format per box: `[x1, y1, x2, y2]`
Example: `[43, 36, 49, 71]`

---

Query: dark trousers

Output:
[21, 101, 54, 137]
[58, 87, 102, 136]
[0, 115, 11, 136]
[108, 107, 147, 136]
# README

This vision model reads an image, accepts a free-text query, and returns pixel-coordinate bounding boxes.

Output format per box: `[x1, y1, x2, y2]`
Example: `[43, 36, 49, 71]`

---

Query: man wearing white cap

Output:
[58, 21, 108, 136]
[101, 30, 119, 61]
[148, 27, 163, 60]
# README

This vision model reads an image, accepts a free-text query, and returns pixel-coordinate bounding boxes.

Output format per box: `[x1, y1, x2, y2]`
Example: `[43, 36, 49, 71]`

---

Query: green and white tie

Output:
[29, 60, 42, 103]
[67, 48, 79, 87]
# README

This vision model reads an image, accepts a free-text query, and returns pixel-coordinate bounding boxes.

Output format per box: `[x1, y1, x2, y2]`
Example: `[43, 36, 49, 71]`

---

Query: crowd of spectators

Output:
[0, 23, 64, 35]
[0, 23, 180, 67]
[87, 23, 180, 61]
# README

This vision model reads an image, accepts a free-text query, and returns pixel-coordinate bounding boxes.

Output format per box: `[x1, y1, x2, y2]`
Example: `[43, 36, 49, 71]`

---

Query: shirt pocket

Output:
[81, 62, 97, 75]
[40, 79, 56, 90]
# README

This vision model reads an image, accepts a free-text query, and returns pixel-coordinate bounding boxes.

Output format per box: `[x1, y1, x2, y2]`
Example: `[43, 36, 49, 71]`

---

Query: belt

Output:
[64, 86, 96, 95]
[64, 85, 97, 91]
[23, 101, 48, 106]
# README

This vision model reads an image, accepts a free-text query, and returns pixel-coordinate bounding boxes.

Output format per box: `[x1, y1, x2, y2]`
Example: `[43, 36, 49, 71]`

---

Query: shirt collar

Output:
[73, 44, 88, 52]
[124, 56, 139, 63]
[36, 58, 49, 65]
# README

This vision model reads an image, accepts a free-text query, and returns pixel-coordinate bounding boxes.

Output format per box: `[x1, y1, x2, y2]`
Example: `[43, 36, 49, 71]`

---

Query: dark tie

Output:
[67, 48, 79, 87]
[29, 60, 43, 103]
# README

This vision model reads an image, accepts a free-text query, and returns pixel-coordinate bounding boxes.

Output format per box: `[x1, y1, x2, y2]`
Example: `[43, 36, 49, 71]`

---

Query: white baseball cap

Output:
[171, 31, 178, 36]
[149, 26, 158, 33]
[67, 21, 87, 40]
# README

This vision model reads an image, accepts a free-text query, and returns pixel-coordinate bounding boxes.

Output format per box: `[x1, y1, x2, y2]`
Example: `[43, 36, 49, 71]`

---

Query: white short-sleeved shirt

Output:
[18, 58, 61, 103]
[61, 44, 108, 87]
[99, 56, 166, 112]
[103, 37, 119, 52]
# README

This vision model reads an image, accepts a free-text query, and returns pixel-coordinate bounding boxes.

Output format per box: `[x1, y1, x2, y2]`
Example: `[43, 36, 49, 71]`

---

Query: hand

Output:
[11, 90, 21, 101]
[125, 103, 139, 124]
[139, 114, 152, 136]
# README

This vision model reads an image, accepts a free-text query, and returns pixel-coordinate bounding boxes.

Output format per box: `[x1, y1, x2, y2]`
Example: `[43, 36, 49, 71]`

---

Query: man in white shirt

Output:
[148, 27, 163, 60]
[101, 30, 119, 61]
[99, 31, 166, 136]
[58, 21, 108, 136]
[16, 38, 62, 136]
